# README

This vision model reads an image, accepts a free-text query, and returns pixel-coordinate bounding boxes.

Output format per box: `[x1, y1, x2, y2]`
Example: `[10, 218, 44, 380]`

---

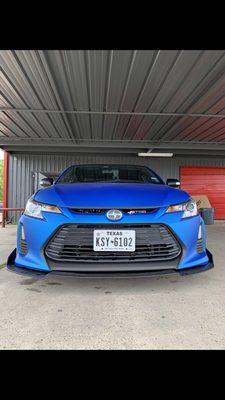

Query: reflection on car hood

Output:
[34, 182, 190, 208]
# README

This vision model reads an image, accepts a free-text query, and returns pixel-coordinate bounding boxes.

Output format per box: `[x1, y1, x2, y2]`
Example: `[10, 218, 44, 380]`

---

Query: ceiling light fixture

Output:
[138, 152, 173, 157]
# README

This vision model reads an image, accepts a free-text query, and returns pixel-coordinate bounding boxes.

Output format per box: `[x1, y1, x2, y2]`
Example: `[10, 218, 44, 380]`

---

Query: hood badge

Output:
[106, 209, 123, 221]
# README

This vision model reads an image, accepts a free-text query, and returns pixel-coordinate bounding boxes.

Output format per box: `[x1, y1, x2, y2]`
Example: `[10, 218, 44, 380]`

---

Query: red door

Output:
[180, 166, 225, 220]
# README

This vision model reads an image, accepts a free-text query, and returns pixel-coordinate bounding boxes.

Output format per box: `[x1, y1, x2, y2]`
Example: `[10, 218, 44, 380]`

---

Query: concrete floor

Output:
[0, 223, 225, 349]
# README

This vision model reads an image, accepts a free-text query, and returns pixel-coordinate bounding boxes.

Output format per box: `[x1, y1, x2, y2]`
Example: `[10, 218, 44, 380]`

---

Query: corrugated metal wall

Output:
[7, 153, 225, 222]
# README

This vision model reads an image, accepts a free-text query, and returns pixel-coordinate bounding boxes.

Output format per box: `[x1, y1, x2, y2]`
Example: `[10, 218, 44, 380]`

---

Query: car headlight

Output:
[24, 197, 62, 219]
[165, 198, 198, 218]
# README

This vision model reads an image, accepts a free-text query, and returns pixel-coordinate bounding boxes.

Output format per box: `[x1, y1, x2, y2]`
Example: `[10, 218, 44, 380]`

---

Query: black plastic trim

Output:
[6, 248, 214, 278]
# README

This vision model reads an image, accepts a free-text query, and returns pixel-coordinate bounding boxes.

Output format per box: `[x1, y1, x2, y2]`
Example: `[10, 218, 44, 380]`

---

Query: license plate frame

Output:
[93, 229, 136, 252]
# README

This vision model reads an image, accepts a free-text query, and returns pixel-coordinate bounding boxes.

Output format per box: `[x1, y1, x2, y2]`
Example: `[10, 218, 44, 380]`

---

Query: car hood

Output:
[34, 182, 190, 208]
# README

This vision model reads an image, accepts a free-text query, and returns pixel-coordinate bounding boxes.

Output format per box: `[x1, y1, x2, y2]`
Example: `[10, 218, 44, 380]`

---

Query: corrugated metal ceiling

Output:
[1, 50, 225, 154]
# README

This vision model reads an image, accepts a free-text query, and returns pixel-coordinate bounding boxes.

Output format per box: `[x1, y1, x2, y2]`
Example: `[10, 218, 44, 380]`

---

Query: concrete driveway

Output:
[0, 223, 224, 349]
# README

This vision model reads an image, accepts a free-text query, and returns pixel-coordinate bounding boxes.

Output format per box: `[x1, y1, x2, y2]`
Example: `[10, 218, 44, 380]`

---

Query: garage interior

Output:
[2, 50, 225, 220]
[1, 50, 225, 349]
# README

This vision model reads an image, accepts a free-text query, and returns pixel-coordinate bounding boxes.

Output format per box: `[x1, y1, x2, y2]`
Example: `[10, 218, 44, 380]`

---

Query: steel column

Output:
[2, 151, 9, 227]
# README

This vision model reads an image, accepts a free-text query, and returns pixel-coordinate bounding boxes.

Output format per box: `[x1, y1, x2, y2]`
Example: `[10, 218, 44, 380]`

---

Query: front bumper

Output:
[9, 208, 214, 277]
[7, 248, 214, 278]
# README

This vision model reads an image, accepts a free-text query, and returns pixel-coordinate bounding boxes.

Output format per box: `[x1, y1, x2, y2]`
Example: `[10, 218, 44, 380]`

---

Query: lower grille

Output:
[45, 224, 181, 263]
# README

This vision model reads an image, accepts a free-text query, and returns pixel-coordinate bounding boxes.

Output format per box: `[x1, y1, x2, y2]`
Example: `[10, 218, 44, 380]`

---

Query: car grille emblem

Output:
[106, 209, 123, 221]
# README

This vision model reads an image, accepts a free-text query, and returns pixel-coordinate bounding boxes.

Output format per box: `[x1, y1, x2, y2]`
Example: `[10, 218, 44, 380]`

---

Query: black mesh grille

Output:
[45, 224, 181, 263]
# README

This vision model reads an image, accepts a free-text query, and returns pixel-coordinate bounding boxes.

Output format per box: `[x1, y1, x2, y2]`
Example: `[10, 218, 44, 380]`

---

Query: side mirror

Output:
[166, 178, 181, 188]
[40, 177, 54, 188]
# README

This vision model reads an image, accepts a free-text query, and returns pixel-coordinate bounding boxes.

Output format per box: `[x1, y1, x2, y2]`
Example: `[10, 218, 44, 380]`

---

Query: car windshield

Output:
[56, 165, 163, 184]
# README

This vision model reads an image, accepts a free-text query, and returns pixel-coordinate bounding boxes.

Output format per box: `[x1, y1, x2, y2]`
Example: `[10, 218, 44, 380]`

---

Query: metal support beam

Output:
[0, 146, 148, 154]
[1, 139, 225, 150]
[3, 148, 225, 157]
[1, 108, 225, 119]
[1, 140, 225, 156]
[0, 138, 224, 145]
[2, 151, 9, 227]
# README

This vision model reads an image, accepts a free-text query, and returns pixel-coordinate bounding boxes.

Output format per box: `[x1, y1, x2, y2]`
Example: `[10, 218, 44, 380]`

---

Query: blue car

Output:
[8, 164, 213, 277]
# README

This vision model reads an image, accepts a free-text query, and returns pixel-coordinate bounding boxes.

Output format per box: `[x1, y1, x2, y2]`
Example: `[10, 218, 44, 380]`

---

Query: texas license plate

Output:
[93, 230, 135, 252]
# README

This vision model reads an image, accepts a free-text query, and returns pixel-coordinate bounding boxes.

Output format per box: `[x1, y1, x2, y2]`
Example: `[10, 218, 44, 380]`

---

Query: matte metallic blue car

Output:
[8, 164, 213, 277]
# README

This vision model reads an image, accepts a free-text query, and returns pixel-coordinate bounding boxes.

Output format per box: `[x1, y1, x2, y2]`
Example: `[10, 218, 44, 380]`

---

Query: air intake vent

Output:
[196, 238, 204, 253]
[20, 239, 28, 255]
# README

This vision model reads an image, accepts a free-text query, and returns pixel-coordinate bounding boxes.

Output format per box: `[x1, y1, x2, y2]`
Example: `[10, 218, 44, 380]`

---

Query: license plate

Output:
[93, 230, 135, 252]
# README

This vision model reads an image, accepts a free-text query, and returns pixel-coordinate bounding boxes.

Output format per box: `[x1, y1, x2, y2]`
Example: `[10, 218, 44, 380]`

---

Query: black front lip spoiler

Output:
[6, 248, 214, 278]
